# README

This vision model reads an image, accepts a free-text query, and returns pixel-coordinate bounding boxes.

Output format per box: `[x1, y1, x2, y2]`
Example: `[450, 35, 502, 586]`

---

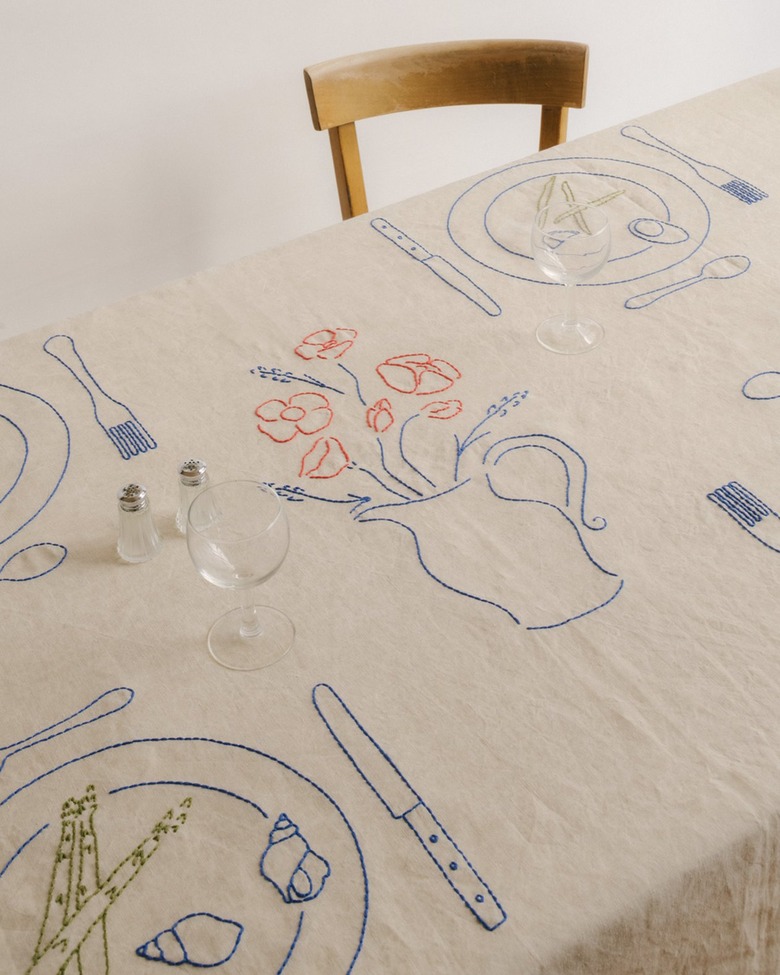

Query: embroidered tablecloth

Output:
[1, 69, 779, 974]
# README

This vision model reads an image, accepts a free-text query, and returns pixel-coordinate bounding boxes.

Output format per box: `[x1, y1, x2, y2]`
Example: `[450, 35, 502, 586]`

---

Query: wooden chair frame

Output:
[304, 39, 589, 219]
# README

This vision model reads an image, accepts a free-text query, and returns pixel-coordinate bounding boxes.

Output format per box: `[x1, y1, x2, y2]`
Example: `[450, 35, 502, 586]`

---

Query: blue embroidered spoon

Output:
[0, 686, 134, 775]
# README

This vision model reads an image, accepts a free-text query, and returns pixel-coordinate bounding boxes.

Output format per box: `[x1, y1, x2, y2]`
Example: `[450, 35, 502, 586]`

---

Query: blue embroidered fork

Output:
[43, 334, 157, 459]
[707, 481, 780, 553]
[622, 125, 768, 204]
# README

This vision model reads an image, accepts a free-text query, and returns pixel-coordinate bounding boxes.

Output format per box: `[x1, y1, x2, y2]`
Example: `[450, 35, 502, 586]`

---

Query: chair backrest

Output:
[304, 39, 589, 219]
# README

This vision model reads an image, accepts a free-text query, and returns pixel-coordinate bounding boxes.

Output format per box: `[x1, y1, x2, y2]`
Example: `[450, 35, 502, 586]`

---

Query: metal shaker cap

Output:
[178, 458, 208, 485]
[117, 483, 149, 512]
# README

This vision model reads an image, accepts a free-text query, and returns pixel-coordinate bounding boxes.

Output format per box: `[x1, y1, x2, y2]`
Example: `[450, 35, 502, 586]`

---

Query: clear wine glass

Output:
[187, 479, 294, 670]
[531, 201, 611, 354]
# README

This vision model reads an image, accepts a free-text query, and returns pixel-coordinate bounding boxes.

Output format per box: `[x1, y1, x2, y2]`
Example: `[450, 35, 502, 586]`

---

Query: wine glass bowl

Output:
[187, 480, 294, 670]
[531, 201, 611, 354]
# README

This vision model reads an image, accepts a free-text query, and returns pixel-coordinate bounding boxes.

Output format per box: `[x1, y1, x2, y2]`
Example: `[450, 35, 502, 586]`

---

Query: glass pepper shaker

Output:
[117, 483, 162, 563]
[176, 458, 209, 534]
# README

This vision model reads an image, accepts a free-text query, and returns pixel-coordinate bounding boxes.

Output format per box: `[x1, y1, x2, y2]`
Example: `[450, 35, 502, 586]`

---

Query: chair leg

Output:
[539, 106, 569, 151]
[328, 124, 369, 219]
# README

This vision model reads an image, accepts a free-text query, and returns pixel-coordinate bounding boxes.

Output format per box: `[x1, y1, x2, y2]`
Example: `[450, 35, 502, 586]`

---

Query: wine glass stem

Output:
[564, 283, 578, 325]
[239, 589, 263, 638]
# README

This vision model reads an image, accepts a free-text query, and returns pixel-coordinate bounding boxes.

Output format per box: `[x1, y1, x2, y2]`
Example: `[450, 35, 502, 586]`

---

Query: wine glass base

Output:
[207, 605, 295, 671]
[535, 315, 605, 355]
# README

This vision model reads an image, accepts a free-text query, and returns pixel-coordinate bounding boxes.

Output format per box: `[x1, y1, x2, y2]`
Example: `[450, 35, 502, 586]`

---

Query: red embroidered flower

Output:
[376, 354, 461, 395]
[299, 437, 350, 479]
[420, 399, 463, 420]
[366, 398, 394, 433]
[255, 392, 333, 443]
[295, 328, 357, 361]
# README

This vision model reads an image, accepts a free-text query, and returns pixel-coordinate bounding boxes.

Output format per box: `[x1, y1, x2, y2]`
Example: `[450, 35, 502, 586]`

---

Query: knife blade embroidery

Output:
[312, 683, 507, 932]
[371, 218, 502, 317]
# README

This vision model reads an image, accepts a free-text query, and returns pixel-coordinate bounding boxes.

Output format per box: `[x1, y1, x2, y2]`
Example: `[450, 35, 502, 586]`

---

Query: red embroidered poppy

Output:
[255, 392, 333, 443]
[366, 398, 394, 433]
[295, 328, 357, 361]
[376, 354, 461, 395]
[420, 399, 463, 420]
[299, 437, 351, 479]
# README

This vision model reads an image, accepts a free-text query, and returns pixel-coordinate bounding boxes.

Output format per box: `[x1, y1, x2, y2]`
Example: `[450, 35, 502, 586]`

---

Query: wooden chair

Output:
[303, 39, 589, 219]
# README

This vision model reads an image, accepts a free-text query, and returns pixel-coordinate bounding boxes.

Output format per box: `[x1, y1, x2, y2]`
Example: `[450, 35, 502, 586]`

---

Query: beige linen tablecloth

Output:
[1, 69, 779, 974]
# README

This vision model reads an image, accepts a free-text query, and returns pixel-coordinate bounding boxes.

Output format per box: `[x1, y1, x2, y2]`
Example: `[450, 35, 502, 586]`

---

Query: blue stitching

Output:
[0, 542, 67, 582]
[398, 415, 436, 489]
[260, 813, 331, 904]
[351, 463, 410, 501]
[0, 383, 71, 550]
[707, 481, 780, 554]
[483, 476, 618, 577]
[135, 911, 244, 967]
[42, 334, 156, 460]
[488, 443, 571, 507]
[483, 433, 606, 531]
[370, 218, 502, 317]
[528, 578, 625, 630]
[454, 392, 528, 480]
[743, 371, 780, 400]
[446, 155, 711, 287]
[267, 483, 372, 510]
[0, 824, 48, 881]
[0, 736, 369, 975]
[620, 125, 768, 204]
[624, 254, 750, 310]
[337, 363, 366, 406]
[356, 495, 523, 626]
[250, 365, 345, 395]
[312, 684, 507, 931]
[276, 910, 306, 974]
[377, 437, 423, 497]
[109, 780, 269, 818]
[0, 412, 28, 506]
[0, 687, 134, 770]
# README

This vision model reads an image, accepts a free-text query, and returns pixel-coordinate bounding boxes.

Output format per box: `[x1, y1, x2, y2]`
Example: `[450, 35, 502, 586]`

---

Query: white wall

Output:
[2, 0, 778, 336]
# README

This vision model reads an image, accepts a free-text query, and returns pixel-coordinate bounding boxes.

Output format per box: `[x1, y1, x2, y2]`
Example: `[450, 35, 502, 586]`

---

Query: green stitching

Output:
[26, 786, 192, 975]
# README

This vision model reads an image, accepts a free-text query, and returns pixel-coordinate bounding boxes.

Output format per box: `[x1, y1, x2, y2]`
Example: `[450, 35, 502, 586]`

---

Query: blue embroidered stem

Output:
[352, 465, 410, 501]
[267, 483, 371, 507]
[376, 438, 423, 497]
[398, 415, 436, 489]
[336, 363, 366, 405]
[458, 391, 528, 456]
[454, 391, 528, 481]
[250, 365, 345, 396]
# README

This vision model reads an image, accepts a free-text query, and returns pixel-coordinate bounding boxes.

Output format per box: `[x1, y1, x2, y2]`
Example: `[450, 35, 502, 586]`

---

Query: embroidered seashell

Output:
[136, 912, 243, 966]
[260, 813, 331, 903]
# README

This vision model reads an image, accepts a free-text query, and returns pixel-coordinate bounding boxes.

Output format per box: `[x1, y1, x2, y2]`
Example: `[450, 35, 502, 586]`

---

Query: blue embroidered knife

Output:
[312, 683, 507, 931]
[370, 217, 502, 317]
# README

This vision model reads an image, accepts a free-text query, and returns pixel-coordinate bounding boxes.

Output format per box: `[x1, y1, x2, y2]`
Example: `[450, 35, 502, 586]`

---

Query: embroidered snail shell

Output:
[260, 813, 331, 903]
[135, 912, 243, 966]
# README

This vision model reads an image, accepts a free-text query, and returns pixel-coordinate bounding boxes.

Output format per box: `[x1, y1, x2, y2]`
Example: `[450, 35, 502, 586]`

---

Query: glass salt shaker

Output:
[176, 458, 209, 534]
[117, 483, 162, 563]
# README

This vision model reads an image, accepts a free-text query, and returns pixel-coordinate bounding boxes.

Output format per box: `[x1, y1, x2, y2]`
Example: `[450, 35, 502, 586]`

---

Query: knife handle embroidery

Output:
[371, 218, 502, 317]
[312, 683, 507, 931]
